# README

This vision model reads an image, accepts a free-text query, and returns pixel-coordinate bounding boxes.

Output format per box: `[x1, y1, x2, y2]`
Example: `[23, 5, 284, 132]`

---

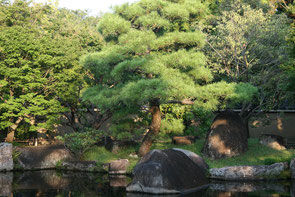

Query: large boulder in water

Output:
[126, 149, 209, 194]
[202, 111, 248, 159]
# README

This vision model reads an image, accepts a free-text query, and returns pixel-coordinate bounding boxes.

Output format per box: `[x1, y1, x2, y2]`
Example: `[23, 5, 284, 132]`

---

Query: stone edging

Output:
[209, 162, 290, 181]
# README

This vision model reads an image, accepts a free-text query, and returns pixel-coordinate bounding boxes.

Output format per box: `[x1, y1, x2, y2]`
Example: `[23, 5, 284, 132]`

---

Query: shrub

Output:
[58, 128, 102, 159]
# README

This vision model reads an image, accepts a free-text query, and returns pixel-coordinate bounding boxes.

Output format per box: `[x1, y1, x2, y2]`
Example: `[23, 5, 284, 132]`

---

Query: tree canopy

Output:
[206, 1, 291, 121]
[0, 0, 103, 141]
[82, 0, 257, 155]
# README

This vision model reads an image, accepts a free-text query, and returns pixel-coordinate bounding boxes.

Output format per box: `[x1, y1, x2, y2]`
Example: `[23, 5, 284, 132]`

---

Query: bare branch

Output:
[167, 99, 195, 105]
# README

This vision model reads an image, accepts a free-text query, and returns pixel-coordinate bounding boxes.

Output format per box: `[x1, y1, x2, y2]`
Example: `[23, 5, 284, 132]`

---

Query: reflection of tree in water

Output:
[3, 171, 294, 196]
[11, 171, 127, 197]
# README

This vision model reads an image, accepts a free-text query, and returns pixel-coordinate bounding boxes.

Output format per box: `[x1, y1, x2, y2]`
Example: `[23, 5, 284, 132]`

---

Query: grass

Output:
[82, 146, 139, 173]
[82, 138, 295, 173]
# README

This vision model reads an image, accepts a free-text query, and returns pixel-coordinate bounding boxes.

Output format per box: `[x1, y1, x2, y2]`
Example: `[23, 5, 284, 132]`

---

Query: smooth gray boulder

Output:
[0, 143, 13, 171]
[210, 162, 289, 180]
[172, 148, 209, 171]
[126, 149, 209, 194]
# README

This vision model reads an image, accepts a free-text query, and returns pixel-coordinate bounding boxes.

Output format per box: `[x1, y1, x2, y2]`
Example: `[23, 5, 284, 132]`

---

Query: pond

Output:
[1, 170, 293, 197]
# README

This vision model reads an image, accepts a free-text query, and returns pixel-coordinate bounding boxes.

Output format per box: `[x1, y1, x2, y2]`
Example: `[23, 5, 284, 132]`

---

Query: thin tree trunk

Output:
[138, 99, 161, 157]
[6, 117, 23, 143]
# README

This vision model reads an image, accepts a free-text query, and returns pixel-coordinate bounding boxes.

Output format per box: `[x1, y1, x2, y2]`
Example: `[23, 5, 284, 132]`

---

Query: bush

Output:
[58, 128, 102, 159]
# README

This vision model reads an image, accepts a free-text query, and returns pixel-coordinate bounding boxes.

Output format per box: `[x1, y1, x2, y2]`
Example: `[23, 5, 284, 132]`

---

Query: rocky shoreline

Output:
[2, 142, 295, 194]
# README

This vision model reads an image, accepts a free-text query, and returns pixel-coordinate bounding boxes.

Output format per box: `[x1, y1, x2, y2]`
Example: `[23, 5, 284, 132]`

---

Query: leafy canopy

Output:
[0, 0, 103, 135]
[206, 1, 290, 111]
[82, 0, 254, 114]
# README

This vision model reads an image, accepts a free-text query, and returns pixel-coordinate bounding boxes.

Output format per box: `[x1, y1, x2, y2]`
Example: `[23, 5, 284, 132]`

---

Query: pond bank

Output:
[3, 141, 295, 181]
[1, 170, 294, 197]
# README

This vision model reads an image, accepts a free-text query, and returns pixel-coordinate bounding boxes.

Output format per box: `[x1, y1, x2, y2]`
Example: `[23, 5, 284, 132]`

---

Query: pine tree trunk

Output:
[6, 130, 15, 143]
[244, 118, 250, 138]
[240, 114, 250, 138]
[6, 117, 23, 143]
[138, 100, 161, 157]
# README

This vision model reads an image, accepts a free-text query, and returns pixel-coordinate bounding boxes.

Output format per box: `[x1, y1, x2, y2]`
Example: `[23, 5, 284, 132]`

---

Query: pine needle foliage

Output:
[82, 0, 257, 139]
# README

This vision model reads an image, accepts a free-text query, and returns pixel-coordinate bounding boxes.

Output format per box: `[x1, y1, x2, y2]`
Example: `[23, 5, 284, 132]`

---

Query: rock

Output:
[290, 158, 295, 179]
[210, 162, 289, 180]
[15, 144, 72, 170]
[61, 161, 99, 172]
[109, 159, 129, 174]
[0, 172, 13, 196]
[106, 140, 138, 154]
[202, 111, 248, 159]
[109, 175, 128, 187]
[0, 143, 13, 171]
[172, 148, 209, 171]
[129, 153, 138, 158]
[126, 149, 209, 194]
[260, 134, 286, 150]
[172, 136, 197, 145]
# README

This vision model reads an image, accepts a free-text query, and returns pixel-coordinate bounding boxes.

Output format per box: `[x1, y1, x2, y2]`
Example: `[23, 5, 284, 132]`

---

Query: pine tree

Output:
[82, 0, 256, 156]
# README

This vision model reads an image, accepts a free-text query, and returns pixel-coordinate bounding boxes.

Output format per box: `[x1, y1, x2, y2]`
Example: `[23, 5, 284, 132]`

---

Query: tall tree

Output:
[206, 1, 290, 133]
[82, 0, 256, 156]
[0, 0, 103, 142]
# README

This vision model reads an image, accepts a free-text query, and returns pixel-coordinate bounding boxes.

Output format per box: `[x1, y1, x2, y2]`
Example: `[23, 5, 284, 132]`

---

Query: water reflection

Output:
[0, 172, 13, 196]
[0, 171, 293, 197]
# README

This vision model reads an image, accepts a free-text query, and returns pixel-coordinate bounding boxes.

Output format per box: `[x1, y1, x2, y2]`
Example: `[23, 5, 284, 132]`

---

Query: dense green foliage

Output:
[58, 128, 102, 159]
[0, 0, 103, 140]
[1, 0, 295, 166]
[206, 0, 291, 120]
[82, 0, 256, 141]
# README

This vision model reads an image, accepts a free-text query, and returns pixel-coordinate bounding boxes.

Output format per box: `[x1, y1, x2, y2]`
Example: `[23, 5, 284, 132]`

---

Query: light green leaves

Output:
[97, 14, 131, 39]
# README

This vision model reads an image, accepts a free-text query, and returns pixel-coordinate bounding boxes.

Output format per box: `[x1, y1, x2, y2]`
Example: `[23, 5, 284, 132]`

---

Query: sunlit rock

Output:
[202, 111, 248, 159]
[260, 134, 286, 150]
[109, 159, 129, 174]
[172, 136, 197, 145]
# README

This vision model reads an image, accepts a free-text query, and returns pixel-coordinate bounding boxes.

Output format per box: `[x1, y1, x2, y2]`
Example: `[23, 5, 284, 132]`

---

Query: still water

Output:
[1, 170, 293, 197]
